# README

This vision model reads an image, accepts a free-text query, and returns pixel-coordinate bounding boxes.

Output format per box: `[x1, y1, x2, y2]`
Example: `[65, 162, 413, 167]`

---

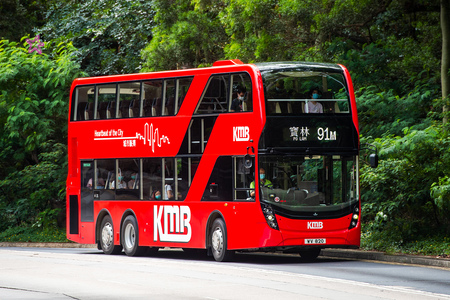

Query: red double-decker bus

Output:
[66, 60, 361, 261]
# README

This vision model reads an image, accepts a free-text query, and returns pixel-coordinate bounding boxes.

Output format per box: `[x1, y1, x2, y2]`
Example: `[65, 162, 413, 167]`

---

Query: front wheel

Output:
[210, 219, 234, 262]
[100, 215, 122, 255]
[122, 215, 147, 256]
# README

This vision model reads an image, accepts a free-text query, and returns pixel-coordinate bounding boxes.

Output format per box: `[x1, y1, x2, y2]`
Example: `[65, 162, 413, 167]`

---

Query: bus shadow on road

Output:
[83, 248, 349, 265]
[82, 247, 351, 264]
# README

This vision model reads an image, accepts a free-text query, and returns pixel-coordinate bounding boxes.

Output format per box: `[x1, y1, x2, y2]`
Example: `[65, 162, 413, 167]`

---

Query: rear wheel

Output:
[210, 219, 234, 262]
[100, 215, 122, 255]
[299, 248, 321, 261]
[122, 215, 147, 256]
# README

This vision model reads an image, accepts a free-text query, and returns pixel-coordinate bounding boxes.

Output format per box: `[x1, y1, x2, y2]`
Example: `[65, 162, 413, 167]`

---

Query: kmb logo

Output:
[233, 126, 250, 141]
[154, 205, 192, 242]
[307, 221, 323, 229]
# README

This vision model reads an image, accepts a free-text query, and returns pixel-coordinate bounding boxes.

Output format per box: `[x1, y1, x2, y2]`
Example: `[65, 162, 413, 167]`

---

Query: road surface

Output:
[0, 247, 449, 299]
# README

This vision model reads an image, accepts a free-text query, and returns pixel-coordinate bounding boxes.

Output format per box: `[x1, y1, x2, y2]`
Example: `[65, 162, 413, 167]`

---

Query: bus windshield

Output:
[256, 62, 350, 115]
[258, 155, 358, 216]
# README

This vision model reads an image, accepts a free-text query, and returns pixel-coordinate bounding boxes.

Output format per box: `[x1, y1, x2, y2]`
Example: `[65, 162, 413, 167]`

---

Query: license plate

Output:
[305, 238, 326, 244]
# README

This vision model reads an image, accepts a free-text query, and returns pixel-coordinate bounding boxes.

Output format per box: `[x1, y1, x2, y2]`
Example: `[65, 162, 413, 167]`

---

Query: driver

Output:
[250, 168, 273, 198]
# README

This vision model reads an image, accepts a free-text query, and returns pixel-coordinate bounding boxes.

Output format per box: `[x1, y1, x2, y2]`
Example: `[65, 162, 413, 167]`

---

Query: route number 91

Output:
[317, 127, 337, 141]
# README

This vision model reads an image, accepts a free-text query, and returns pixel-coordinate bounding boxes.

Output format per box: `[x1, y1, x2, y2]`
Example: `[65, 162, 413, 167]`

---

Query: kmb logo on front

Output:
[233, 126, 250, 141]
[307, 221, 323, 229]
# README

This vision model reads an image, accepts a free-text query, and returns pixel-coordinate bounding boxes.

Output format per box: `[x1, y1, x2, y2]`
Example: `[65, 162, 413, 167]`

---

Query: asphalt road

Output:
[0, 247, 449, 300]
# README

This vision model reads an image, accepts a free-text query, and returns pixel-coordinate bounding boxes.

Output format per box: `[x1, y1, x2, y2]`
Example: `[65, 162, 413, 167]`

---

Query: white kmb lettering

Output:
[233, 126, 250, 141]
[307, 221, 323, 229]
[154, 205, 192, 242]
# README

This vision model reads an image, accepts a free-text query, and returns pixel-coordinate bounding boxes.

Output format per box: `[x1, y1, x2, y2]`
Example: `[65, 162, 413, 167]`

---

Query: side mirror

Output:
[362, 143, 379, 168]
[243, 154, 252, 169]
[369, 153, 378, 168]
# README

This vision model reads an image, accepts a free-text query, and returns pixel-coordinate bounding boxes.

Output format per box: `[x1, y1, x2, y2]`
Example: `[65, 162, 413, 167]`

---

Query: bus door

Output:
[80, 161, 95, 222]
[80, 160, 116, 222]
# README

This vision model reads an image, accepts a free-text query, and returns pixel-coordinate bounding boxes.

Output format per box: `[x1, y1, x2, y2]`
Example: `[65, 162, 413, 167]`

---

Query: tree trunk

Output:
[442, 0, 450, 123]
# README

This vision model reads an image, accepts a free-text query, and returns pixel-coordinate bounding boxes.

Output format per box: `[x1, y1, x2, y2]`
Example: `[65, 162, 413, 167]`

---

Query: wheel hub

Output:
[124, 223, 136, 249]
[211, 227, 223, 253]
[101, 223, 113, 248]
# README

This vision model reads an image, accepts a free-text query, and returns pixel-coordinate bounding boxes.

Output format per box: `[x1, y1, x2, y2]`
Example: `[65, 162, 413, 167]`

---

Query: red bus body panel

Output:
[66, 61, 360, 253]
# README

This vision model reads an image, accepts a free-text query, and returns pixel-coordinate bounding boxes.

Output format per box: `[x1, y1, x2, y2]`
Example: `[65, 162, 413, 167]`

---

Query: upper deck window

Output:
[258, 64, 350, 115]
[97, 84, 117, 119]
[71, 77, 193, 121]
[118, 82, 141, 118]
[195, 72, 252, 114]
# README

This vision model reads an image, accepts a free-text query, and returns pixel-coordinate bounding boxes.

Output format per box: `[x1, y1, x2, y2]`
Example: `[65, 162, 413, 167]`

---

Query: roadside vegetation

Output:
[0, 0, 449, 256]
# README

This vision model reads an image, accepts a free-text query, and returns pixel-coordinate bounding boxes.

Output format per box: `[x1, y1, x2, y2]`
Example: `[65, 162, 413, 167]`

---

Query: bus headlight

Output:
[348, 206, 360, 229]
[261, 203, 279, 230]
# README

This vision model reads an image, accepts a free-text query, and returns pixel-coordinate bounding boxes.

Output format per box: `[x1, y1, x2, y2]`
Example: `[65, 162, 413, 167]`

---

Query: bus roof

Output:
[254, 61, 344, 73]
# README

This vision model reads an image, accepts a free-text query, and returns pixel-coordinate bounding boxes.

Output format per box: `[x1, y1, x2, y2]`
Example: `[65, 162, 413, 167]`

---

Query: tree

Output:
[0, 37, 85, 230]
[442, 0, 450, 123]
[141, 0, 227, 71]
[40, 0, 155, 75]
[361, 125, 450, 240]
[0, 0, 52, 41]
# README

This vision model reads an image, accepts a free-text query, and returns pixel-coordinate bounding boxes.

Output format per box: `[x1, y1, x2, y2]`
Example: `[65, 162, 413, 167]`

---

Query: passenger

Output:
[151, 186, 173, 200]
[96, 178, 105, 189]
[268, 80, 290, 113]
[86, 178, 93, 189]
[128, 172, 137, 189]
[153, 189, 162, 200]
[164, 183, 174, 200]
[112, 171, 127, 189]
[270, 80, 289, 98]
[250, 168, 273, 198]
[87, 177, 105, 189]
[230, 86, 246, 112]
[307, 89, 323, 113]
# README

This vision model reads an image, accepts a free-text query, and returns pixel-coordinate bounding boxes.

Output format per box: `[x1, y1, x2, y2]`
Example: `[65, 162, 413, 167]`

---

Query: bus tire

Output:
[299, 248, 321, 261]
[210, 218, 234, 262]
[100, 215, 122, 255]
[122, 215, 147, 256]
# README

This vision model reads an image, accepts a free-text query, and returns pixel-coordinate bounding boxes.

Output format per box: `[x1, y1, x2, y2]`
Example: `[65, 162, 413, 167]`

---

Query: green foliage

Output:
[141, 0, 226, 71]
[0, 37, 84, 231]
[0, 143, 67, 231]
[430, 176, 450, 220]
[362, 224, 450, 256]
[0, 225, 67, 243]
[356, 84, 438, 137]
[0, 0, 53, 41]
[360, 125, 450, 242]
[41, 0, 155, 75]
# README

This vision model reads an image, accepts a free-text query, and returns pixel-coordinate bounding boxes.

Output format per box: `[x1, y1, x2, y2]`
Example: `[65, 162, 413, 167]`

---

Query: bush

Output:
[0, 225, 67, 243]
[360, 124, 450, 244]
[356, 85, 437, 138]
[0, 37, 84, 232]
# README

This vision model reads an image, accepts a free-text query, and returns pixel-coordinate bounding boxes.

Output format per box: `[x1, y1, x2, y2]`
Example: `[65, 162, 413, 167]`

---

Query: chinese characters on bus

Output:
[289, 126, 337, 141]
[94, 123, 170, 152]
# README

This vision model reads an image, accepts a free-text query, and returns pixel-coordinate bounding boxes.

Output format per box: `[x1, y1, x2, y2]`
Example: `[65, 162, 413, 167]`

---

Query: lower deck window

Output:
[80, 157, 192, 202]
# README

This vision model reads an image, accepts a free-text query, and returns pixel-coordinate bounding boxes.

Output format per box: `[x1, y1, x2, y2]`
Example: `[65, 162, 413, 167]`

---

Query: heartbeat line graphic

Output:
[136, 123, 170, 152]
[93, 123, 170, 152]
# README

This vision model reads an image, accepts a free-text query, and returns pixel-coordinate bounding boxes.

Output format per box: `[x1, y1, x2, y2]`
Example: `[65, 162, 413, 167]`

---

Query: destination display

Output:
[289, 126, 337, 142]
[262, 116, 358, 151]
